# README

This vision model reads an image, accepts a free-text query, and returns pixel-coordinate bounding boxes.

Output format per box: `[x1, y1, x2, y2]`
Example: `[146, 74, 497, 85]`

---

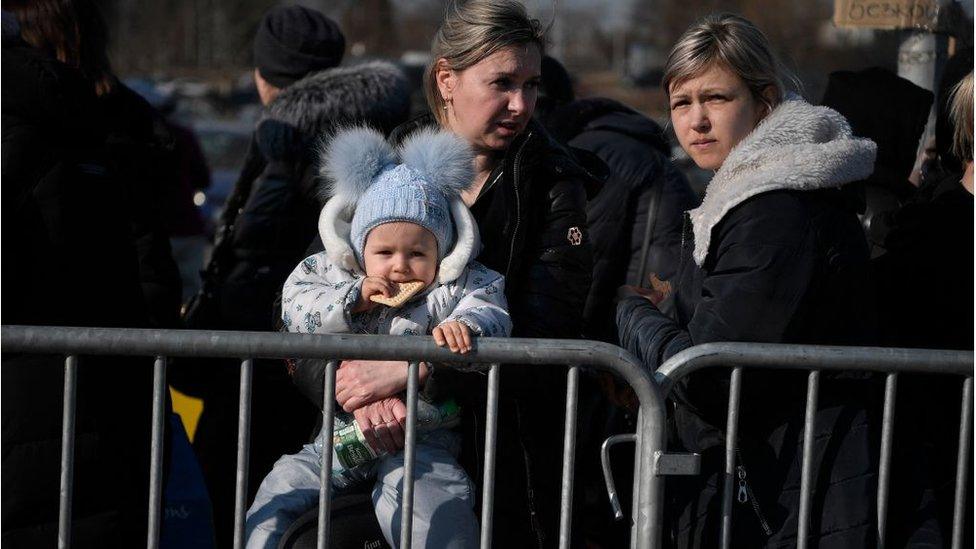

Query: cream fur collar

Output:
[689, 97, 877, 266]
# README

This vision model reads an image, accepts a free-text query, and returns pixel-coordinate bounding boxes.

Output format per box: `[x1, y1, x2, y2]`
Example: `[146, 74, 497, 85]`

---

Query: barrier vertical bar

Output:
[59, 355, 79, 549]
[316, 360, 339, 549]
[233, 359, 254, 549]
[950, 376, 973, 549]
[399, 361, 420, 549]
[558, 366, 581, 549]
[147, 356, 167, 549]
[630, 408, 643, 549]
[480, 363, 501, 549]
[876, 373, 898, 548]
[634, 390, 666, 549]
[797, 370, 820, 549]
[720, 367, 743, 549]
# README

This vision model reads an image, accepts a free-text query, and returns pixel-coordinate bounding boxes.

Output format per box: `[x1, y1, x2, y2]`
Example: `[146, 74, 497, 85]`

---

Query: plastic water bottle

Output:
[332, 398, 460, 471]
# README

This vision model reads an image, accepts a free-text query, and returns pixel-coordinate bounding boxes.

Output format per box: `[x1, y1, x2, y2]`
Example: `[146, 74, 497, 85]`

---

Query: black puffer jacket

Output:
[177, 61, 411, 548]
[2, 36, 158, 548]
[616, 99, 882, 547]
[293, 114, 597, 547]
[542, 97, 698, 342]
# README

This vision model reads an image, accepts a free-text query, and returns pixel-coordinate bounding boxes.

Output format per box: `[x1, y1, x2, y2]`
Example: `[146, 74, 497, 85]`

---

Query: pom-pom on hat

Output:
[318, 126, 480, 284]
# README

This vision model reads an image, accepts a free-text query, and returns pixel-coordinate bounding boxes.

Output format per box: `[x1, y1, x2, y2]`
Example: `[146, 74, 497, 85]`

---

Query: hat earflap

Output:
[318, 198, 361, 273]
[399, 128, 475, 198]
[318, 127, 395, 271]
[438, 198, 481, 284]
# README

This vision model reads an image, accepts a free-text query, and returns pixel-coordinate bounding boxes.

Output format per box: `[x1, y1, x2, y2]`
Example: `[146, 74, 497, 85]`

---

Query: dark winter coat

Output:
[542, 97, 699, 343]
[2, 36, 159, 548]
[99, 83, 184, 328]
[293, 114, 597, 547]
[821, 67, 933, 256]
[616, 99, 882, 547]
[871, 173, 974, 546]
[175, 61, 412, 548]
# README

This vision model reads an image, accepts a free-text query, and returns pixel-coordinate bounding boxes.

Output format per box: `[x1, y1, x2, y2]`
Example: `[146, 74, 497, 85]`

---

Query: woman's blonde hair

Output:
[662, 13, 800, 113]
[949, 72, 973, 163]
[424, 0, 546, 125]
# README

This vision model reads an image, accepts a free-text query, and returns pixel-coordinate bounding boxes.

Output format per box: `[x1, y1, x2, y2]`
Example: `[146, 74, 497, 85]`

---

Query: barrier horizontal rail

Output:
[1, 325, 667, 549]
[656, 341, 974, 549]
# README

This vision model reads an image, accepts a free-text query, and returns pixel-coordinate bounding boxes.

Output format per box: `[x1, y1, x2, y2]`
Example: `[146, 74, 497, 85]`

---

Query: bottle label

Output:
[333, 422, 377, 470]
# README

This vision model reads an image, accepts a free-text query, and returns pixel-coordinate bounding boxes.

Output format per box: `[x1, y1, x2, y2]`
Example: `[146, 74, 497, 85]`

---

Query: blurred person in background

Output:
[125, 80, 213, 304]
[870, 71, 973, 546]
[6, 0, 183, 329]
[616, 13, 881, 547]
[820, 67, 933, 257]
[535, 55, 699, 345]
[176, 5, 411, 546]
[2, 1, 166, 546]
[534, 54, 699, 547]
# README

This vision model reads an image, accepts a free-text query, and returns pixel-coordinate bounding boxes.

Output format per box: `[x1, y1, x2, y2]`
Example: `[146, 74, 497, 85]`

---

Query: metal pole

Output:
[951, 376, 973, 549]
[630, 407, 643, 549]
[233, 359, 254, 549]
[147, 356, 167, 549]
[877, 373, 898, 548]
[399, 361, 420, 549]
[316, 360, 339, 549]
[58, 355, 79, 549]
[636, 185, 663, 287]
[897, 29, 949, 175]
[558, 366, 580, 549]
[480, 364, 501, 549]
[797, 370, 820, 549]
[721, 368, 743, 549]
[634, 384, 668, 549]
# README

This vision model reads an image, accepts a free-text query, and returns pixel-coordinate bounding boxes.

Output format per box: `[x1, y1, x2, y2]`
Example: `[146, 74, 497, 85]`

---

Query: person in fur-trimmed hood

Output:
[616, 14, 884, 548]
[174, 7, 412, 546]
[246, 127, 509, 549]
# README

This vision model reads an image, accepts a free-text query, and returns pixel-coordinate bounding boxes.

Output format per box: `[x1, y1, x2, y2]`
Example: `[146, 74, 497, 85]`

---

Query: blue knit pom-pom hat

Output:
[350, 164, 453, 263]
[317, 126, 480, 284]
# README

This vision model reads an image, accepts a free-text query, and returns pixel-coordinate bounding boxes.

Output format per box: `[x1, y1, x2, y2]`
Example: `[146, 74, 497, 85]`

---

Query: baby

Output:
[245, 127, 511, 549]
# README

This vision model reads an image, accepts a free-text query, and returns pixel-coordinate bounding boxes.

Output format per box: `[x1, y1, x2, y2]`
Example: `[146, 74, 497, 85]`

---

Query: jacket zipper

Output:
[505, 133, 530, 278]
[734, 448, 773, 536]
[504, 132, 546, 548]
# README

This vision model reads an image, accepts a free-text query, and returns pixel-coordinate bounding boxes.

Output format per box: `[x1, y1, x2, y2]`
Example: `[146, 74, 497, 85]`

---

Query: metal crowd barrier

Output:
[654, 342, 974, 549]
[0, 325, 671, 549]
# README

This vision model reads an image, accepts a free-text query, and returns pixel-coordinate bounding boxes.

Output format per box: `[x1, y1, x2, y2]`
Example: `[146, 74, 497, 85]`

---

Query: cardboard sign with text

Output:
[834, 0, 943, 30]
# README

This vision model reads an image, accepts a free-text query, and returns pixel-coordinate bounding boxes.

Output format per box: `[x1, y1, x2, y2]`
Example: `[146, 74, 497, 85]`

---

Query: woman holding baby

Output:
[276, 1, 597, 547]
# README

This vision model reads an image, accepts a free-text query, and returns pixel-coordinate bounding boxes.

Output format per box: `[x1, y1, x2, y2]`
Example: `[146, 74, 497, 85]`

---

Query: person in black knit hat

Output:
[251, 5, 345, 100]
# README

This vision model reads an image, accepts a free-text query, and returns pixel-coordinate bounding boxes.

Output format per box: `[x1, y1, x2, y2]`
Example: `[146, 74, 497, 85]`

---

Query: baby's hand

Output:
[353, 276, 398, 313]
[433, 321, 472, 354]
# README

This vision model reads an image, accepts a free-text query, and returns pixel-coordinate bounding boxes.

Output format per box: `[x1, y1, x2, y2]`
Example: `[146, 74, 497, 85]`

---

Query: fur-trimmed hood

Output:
[256, 61, 411, 161]
[690, 97, 877, 266]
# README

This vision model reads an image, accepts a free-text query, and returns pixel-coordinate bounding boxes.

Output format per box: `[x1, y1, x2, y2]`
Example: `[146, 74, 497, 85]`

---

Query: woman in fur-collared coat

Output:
[616, 14, 885, 548]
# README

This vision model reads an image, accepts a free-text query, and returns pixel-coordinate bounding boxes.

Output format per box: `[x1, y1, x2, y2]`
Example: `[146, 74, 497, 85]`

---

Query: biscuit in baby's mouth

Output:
[369, 281, 425, 307]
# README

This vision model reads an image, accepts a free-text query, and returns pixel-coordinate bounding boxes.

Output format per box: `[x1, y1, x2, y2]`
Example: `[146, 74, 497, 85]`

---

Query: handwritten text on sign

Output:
[834, 0, 941, 29]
